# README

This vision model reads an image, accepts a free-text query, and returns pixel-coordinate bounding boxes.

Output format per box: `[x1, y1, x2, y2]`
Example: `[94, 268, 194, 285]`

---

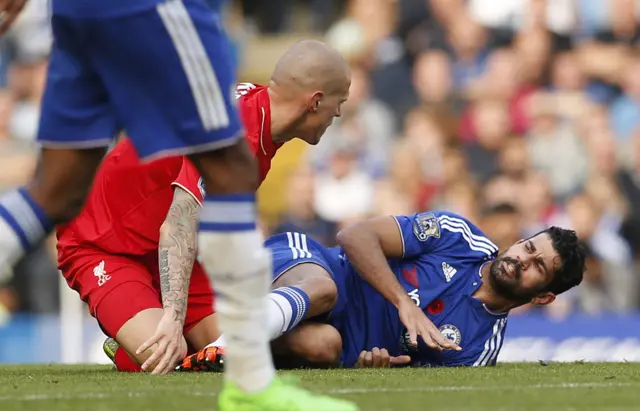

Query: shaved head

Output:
[271, 40, 350, 95]
[268, 40, 351, 146]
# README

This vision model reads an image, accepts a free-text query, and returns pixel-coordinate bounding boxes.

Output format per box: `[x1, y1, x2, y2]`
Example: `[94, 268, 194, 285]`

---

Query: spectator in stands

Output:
[309, 65, 395, 179]
[273, 167, 338, 247]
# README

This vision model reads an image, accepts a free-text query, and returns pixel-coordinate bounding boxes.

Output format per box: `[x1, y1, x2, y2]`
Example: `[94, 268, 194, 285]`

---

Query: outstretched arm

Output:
[137, 187, 201, 374]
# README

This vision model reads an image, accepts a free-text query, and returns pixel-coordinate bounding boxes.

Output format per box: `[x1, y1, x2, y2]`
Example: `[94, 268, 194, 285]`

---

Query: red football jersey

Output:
[56, 139, 204, 256]
[236, 82, 282, 182]
[57, 83, 281, 257]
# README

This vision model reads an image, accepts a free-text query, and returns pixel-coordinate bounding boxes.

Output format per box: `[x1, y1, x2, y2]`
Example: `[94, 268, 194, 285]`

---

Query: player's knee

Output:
[275, 265, 338, 314]
[302, 324, 342, 366]
[112, 308, 165, 369]
[283, 322, 342, 366]
[189, 139, 259, 194]
[312, 276, 338, 312]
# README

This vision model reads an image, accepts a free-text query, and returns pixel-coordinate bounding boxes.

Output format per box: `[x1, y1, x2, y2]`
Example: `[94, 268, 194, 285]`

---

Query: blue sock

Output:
[0, 187, 53, 256]
[268, 286, 311, 338]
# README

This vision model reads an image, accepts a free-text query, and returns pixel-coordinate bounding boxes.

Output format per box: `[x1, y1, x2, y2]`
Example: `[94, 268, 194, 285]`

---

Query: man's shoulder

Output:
[236, 83, 268, 133]
[407, 210, 498, 258]
[235, 83, 266, 100]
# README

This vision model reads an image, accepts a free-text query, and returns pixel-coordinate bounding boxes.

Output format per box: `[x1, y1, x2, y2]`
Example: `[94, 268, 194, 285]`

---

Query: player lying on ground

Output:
[178, 211, 586, 370]
[56, 41, 351, 376]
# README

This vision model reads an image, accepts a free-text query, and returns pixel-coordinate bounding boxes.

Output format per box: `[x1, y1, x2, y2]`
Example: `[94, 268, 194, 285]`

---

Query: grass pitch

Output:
[0, 363, 638, 411]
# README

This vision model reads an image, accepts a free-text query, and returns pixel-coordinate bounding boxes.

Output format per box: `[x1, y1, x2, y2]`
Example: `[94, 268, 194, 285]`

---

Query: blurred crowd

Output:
[265, 0, 640, 318]
[1, 0, 640, 319]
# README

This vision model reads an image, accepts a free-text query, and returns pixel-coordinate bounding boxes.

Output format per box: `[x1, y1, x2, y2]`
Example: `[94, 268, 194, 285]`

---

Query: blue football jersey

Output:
[333, 211, 509, 368]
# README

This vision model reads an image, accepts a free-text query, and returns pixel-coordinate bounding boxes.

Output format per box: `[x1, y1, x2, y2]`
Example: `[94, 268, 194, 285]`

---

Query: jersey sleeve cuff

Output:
[392, 215, 405, 258]
[171, 182, 203, 207]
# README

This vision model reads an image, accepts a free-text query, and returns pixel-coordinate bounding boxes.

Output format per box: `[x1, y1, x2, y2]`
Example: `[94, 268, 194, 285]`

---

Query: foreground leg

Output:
[190, 140, 275, 395]
[0, 147, 106, 272]
[1, 16, 117, 274]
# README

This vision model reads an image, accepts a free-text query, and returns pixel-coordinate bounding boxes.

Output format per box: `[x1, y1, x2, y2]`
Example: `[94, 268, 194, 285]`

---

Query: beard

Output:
[488, 253, 539, 303]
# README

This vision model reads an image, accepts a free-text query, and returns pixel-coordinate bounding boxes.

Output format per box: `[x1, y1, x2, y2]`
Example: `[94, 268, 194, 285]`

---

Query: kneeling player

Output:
[57, 145, 219, 373]
[181, 211, 585, 369]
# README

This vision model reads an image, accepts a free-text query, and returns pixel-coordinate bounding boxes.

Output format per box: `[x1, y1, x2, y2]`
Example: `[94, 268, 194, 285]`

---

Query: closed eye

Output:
[526, 242, 534, 253]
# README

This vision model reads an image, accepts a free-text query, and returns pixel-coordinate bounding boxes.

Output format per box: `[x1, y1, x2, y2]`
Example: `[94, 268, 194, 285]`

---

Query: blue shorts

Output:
[38, 0, 242, 160]
[265, 232, 352, 320]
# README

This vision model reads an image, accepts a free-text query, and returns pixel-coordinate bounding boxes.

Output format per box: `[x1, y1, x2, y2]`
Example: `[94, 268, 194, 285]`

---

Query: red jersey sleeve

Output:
[172, 158, 204, 205]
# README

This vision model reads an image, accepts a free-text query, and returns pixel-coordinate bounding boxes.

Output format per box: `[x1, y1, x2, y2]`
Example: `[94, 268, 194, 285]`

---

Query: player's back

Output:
[56, 139, 186, 256]
[334, 211, 508, 367]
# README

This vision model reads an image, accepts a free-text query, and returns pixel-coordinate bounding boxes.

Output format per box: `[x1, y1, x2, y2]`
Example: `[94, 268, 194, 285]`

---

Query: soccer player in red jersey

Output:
[57, 40, 351, 376]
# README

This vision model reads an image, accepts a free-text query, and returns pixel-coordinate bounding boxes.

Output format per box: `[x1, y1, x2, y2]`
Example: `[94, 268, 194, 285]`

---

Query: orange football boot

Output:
[175, 346, 225, 372]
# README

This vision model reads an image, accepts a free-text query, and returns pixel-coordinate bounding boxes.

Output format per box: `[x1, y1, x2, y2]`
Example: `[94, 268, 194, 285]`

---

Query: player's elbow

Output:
[336, 224, 360, 248]
[336, 221, 378, 253]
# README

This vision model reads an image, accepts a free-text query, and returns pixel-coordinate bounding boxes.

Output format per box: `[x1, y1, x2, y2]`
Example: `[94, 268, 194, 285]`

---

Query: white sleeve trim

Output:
[392, 216, 405, 257]
[438, 215, 498, 256]
[171, 182, 203, 207]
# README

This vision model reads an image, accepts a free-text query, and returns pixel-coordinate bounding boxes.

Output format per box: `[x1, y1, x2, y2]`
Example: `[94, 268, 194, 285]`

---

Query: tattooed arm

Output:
[137, 186, 201, 374]
[158, 187, 201, 324]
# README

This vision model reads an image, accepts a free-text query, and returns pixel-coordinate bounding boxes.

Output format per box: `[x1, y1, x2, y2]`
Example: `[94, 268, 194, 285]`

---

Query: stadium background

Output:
[1, 0, 640, 364]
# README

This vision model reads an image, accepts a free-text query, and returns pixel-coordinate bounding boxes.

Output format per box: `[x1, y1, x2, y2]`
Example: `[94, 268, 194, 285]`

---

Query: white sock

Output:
[0, 188, 53, 272]
[198, 229, 274, 393]
[206, 335, 226, 349]
[207, 286, 312, 347]
[0, 217, 23, 271]
[266, 287, 311, 339]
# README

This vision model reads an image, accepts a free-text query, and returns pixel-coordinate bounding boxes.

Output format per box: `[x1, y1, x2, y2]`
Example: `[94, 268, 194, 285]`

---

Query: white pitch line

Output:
[0, 381, 635, 402]
[329, 381, 635, 394]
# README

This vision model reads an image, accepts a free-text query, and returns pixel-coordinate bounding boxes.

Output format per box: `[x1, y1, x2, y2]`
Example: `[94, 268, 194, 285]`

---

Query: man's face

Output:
[297, 78, 351, 145]
[489, 233, 559, 302]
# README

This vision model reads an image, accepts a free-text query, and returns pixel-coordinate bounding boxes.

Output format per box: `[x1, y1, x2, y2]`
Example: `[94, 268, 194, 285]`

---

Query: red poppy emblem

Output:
[402, 267, 419, 288]
[427, 299, 444, 315]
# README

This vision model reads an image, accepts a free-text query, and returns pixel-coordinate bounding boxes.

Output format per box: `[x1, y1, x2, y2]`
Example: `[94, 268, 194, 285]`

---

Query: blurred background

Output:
[1, 0, 640, 363]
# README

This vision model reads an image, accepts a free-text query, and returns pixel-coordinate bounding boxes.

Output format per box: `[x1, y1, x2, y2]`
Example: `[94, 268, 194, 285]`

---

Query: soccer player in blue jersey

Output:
[0, 0, 354, 409]
[183, 210, 585, 370]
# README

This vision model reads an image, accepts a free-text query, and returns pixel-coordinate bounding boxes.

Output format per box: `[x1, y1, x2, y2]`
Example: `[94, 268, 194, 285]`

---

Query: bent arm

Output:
[158, 187, 200, 324]
[336, 216, 409, 308]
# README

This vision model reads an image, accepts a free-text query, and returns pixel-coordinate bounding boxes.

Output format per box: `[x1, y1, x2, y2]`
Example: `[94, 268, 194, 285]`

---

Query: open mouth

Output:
[502, 261, 517, 278]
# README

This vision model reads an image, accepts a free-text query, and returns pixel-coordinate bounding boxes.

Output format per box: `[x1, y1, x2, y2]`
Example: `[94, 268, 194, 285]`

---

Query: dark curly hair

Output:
[531, 226, 586, 295]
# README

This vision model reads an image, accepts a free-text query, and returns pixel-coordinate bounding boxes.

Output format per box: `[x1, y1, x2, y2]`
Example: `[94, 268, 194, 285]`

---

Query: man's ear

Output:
[530, 292, 556, 306]
[309, 91, 323, 112]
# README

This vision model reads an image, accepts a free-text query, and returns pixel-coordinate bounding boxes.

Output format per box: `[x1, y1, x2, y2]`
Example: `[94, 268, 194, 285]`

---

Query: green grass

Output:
[0, 363, 639, 410]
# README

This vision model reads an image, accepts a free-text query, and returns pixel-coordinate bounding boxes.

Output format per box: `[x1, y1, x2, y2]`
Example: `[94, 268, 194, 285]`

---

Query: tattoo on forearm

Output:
[159, 189, 200, 323]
